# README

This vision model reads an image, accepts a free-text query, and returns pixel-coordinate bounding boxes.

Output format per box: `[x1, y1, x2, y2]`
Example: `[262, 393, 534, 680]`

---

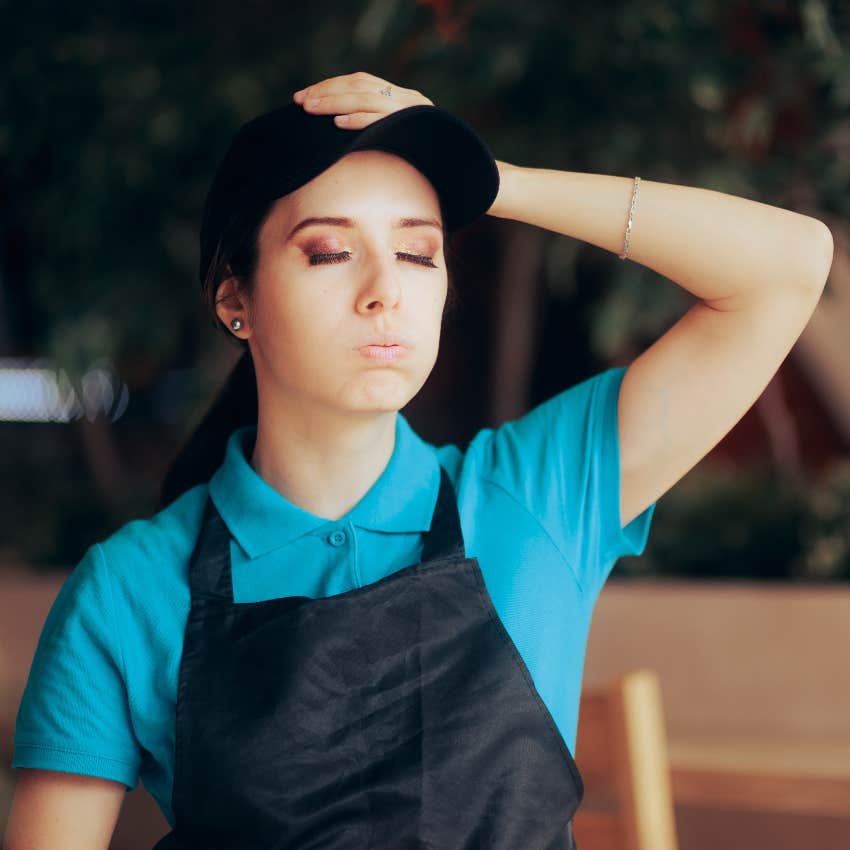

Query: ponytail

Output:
[159, 349, 257, 509]
[159, 188, 275, 510]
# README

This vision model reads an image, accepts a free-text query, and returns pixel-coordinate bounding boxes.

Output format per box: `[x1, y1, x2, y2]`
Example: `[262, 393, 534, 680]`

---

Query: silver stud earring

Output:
[230, 318, 243, 332]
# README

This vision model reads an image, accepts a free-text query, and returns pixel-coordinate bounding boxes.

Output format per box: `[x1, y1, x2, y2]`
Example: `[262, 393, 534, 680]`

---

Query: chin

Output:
[350, 378, 419, 412]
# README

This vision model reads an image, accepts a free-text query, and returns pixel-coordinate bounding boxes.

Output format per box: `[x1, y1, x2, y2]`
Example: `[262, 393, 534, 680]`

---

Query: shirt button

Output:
[327, 529, 347, 547]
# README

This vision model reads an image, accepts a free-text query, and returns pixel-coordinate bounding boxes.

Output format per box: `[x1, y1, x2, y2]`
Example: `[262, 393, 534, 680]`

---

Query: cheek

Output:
[425, 282, 448, 323]
[254, 274, 332, 337]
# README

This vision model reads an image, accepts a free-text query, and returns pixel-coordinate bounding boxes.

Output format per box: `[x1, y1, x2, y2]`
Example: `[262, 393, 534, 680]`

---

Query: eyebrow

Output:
[286, 215, 444, 242]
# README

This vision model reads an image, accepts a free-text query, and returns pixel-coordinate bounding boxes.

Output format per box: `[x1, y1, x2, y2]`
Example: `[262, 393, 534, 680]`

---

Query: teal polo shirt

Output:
[12, 365, 656, 827]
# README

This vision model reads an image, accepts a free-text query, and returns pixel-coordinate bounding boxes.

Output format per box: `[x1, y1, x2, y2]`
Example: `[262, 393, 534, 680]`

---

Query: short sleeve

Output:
[481, 366, 656, 598]
[11, 543, 142, 791]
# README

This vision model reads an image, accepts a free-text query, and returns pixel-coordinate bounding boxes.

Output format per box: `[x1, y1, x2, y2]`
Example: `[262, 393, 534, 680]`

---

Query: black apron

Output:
[153, 465, 584, 849]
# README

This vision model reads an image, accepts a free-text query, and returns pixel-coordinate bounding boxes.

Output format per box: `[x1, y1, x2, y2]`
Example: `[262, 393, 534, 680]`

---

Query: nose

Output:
[355, 253, 402, 315]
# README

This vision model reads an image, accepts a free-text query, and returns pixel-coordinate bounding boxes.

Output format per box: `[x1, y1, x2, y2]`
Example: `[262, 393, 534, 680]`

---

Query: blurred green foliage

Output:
[616, 459, 850, 581]
[1, 0, 848, 575]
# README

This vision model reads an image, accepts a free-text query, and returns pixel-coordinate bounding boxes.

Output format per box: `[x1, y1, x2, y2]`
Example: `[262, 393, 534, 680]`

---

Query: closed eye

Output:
[308, 251, 438, 268]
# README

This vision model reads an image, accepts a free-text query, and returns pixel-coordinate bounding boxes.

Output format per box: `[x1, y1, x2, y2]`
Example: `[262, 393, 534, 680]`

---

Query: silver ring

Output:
[379, 85, 392, 98]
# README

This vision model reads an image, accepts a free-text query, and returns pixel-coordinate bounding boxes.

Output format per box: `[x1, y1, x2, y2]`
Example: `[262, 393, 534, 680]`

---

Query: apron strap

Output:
[420, 465, 466, 563]
[189, 497, 234, 599]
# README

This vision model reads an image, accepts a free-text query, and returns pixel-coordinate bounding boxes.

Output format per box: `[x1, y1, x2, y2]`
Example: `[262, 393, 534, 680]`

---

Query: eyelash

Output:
[308, 251, 437, 268]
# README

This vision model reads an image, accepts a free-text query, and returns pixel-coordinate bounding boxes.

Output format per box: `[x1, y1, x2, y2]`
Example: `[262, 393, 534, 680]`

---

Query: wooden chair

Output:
[573, 668, 679, 850]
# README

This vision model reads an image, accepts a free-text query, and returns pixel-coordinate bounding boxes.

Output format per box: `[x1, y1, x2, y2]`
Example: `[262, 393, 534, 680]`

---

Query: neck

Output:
[250, 397, 397, 522]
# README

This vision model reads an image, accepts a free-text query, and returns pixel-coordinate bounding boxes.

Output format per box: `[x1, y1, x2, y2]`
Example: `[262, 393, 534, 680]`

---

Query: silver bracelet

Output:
[619, 175, 641, 260]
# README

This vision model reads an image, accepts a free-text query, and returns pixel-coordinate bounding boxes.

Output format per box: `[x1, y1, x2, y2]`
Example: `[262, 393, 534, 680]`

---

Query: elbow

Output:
[799, 217, 834, 295]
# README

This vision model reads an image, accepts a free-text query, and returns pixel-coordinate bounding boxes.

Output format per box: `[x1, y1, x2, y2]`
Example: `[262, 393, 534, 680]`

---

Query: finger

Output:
[333, 112, 382, 130]
[295, 72, 388, 102]
[301, 91, 398, 114]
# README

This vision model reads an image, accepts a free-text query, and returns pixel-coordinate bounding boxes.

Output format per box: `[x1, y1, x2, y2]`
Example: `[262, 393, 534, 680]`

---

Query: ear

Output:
[215, 275, 252, 338]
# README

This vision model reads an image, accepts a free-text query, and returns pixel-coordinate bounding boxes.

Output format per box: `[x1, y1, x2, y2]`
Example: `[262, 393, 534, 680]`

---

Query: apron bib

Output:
[153, 465, 584, 849]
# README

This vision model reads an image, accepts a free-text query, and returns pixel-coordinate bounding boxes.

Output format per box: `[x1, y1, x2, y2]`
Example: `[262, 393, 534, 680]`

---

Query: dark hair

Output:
[159, 193, 459, 509]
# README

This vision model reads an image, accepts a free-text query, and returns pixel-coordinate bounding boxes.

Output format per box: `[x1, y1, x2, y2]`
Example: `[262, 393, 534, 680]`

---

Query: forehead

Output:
[259, 152, 444, 247]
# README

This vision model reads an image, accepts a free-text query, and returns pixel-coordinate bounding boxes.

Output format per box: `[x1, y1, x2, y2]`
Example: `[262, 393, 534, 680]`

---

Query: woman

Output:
[5, 71, 833, 849]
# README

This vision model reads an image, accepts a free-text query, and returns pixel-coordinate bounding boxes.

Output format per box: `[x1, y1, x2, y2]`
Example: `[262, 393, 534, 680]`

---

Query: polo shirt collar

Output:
[208, 412, 441, 559]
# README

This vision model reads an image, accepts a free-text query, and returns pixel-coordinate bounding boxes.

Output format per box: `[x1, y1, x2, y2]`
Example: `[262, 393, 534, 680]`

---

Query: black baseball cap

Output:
[199, 101, 500, 287]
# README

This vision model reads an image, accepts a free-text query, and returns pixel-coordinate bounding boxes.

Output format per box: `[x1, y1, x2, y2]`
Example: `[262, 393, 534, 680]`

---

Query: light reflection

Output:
[0, 357, 129, 422]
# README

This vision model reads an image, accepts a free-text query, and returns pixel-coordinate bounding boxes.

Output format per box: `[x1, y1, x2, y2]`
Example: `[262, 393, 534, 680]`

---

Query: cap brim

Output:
[333, 104, 499, 234]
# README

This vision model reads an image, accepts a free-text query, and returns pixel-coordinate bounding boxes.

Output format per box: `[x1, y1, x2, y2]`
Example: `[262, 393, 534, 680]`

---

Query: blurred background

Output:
[1, 0, 849, 847]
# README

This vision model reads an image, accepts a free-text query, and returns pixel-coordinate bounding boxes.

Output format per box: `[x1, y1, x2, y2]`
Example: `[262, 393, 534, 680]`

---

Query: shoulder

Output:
[432, 368, 636, 586]
[93, 483, 209, 617]
[97, 483, 208, 568]
[458, 367, 626, 488]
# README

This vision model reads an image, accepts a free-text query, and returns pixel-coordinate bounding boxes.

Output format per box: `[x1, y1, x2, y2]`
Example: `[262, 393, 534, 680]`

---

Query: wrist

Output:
[487, 159, 520, 219]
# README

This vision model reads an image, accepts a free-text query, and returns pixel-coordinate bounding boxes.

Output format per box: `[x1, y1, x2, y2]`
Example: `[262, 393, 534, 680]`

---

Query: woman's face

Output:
[231, 149, 448, 419]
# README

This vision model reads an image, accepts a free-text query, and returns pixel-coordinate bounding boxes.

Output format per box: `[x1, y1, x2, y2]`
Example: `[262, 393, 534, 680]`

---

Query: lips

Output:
[356, 334, 412, 361]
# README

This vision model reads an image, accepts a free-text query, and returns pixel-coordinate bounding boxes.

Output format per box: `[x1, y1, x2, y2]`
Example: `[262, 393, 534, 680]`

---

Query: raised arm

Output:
[488, 163, 833, 528]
